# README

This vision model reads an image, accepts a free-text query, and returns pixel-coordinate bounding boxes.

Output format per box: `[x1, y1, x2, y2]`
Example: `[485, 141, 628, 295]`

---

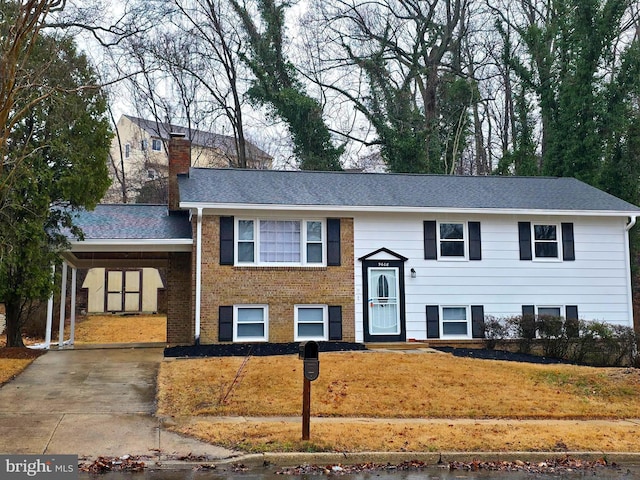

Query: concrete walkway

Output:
[0, 347, 237, 462]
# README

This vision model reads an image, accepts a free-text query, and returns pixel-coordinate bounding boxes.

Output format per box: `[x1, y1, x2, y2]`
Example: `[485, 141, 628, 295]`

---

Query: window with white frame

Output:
[537, 306, 561, 318]
[533, 224, 559, 259]
[233, 305, 268, 341]
[124, 143, 131, 158]
[236, 218, 325, 265]
[141, 139, 148, 150]
[152, 138, 162, 151]
[441, 306, 469, 337]
[295, 305, 328, 341]
[439, 222, 466, 258]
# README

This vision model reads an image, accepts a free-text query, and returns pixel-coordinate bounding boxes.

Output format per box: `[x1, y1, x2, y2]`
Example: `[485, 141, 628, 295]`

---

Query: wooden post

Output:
[302, 377, 311, 440]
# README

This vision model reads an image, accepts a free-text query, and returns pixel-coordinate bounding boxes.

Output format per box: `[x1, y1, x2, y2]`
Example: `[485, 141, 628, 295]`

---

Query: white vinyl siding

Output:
[353, 213, 632, 343]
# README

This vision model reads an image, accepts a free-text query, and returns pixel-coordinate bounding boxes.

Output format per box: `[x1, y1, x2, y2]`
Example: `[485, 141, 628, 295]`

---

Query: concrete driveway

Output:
[0, 347, 236, 462]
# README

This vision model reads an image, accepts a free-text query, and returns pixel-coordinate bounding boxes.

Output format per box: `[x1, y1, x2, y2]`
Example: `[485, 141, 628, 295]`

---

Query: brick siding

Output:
[166, 251, 194, 345]
[198, 216, 355, 344]
[168, 135, 191, 211]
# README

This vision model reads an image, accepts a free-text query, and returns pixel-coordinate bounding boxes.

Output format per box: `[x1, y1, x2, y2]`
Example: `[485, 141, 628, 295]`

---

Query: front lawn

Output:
[157, 351, 640, 452]
[0, 348, 45, 386]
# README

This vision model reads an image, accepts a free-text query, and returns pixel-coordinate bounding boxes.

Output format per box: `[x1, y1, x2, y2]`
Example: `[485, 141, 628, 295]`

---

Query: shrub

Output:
[486, 315, 638, 367]
[537, 315, 571, 359]
[482, 316, 511, 349]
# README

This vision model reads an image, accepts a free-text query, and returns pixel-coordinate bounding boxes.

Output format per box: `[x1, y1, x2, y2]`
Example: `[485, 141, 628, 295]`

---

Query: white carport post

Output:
[58, 261, 68, 349]
[44, 265, 55, 349]
[69, 267, 77, 345]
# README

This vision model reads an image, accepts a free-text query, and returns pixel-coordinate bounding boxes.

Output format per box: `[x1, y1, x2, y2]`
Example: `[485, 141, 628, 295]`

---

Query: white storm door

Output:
[368, 267, 400, 335]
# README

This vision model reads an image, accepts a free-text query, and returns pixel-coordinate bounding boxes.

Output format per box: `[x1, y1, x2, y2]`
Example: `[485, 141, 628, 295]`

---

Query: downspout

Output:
[625, 215, 637, 231]
[194, 207, 203, 344]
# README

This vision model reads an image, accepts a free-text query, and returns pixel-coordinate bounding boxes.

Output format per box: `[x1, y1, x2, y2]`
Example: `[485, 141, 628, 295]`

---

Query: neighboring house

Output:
[105, 114, 272, 203]
[62, 134, 640, 346]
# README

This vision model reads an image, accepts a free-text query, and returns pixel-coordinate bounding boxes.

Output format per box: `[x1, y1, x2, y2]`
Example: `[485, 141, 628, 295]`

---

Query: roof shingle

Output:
[71, 205, 192, 240]
[178, 169, 640, 213]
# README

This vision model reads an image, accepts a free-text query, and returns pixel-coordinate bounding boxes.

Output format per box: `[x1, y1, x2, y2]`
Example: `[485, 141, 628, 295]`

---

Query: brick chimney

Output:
[168, 132, 191, 211]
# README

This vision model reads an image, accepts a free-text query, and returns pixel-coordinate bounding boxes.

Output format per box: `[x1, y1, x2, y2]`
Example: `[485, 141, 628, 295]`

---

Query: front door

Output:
[363, 259, 406, 342]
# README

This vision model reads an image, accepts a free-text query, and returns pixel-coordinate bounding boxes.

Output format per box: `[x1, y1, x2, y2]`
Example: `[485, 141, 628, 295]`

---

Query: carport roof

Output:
[63, 205, 192, 269]
[71, 204, 192, 240]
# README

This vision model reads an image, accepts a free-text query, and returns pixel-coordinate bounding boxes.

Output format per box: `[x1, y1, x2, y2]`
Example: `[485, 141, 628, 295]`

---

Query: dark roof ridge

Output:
[186, 166, 570, 180]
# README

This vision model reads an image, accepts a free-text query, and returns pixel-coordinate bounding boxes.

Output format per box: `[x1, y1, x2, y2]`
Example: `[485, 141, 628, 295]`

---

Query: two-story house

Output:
[62, 134, 639, 346]
[105, 115, 272, 203]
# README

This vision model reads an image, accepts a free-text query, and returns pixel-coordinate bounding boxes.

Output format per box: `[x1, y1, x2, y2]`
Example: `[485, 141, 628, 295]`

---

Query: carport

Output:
[46, 205, 193, 348]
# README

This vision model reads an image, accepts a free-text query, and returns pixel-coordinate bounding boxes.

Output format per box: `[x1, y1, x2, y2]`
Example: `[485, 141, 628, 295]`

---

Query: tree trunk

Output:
[4, 298, 25, 348]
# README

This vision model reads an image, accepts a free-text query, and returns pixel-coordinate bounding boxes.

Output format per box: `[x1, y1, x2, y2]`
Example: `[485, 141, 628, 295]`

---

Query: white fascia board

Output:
[69, 238, 193, 252]
[180, 202, 639, 218]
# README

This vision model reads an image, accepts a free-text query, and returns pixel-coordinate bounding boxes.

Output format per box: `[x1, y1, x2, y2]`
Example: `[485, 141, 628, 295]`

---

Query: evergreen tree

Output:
[0, 28, 111, 347]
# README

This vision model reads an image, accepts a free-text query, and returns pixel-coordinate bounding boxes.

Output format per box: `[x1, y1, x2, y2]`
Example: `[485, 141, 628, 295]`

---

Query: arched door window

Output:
[377, 274, 389, 303]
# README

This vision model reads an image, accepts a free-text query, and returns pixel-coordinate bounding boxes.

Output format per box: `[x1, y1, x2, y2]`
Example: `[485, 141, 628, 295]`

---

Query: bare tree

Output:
[113, 0, 264, 171]
[304, 0, 475, 174]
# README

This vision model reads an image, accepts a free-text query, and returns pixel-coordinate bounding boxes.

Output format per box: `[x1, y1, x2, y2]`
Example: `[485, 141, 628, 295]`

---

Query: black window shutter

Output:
[469, 222, 482, 260]
[521, 305, 536, 339]
[565, 305, 579, 338]
[424, 221, 437, 260]
[426, 305, 439, 338]
[327, 218, 341, 266]
[219, 216, 234, 265]
[328, 306, 343, 340]
[518, 222, 532, 260]
[471, 305, 485, 338]
[219, 306, 233, 341]
[562, 223, 575, 261]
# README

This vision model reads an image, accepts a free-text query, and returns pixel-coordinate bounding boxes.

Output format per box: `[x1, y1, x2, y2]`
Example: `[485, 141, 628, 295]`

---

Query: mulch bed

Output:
[0, 347, 46, 360]
[165, 342, 367, 358]
[165, 342, 571, 365]
[433, 347, 573, 365]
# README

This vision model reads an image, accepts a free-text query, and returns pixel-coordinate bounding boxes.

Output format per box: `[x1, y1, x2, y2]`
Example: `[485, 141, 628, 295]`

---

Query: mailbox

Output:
[299, 341, 319, 381]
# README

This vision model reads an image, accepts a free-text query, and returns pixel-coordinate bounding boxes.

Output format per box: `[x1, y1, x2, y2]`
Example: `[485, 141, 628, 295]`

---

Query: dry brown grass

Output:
[158, 350, 640, 452]
[72, 315, 166, 344]
[0, 358, 35, 385]
[0, 349, 44, 386]
[174, 419, 640, 453]
[158, 351, 640, 419]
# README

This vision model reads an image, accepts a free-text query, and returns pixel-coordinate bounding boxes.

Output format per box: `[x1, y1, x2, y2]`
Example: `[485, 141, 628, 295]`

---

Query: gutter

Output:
[195, 208, 203, 344]
[625, 215, 637, 231]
